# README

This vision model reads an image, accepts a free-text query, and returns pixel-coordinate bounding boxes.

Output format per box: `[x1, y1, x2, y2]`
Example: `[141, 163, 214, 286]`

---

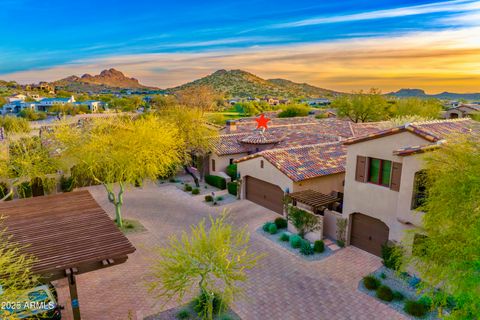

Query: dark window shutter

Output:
[355, 156, 367, 182]
[390, 162, 402, 191]
[212, 159, 216, 172]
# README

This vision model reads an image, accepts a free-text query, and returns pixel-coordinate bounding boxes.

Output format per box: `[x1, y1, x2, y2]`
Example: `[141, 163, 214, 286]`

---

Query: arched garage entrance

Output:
[245, 176, 284, 214]
[350, 213, 389, 257]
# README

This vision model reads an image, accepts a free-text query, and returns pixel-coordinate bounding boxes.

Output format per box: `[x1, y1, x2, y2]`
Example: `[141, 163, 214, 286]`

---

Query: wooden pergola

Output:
[0, 190, 136, 320]
[289, 189, 340, 214]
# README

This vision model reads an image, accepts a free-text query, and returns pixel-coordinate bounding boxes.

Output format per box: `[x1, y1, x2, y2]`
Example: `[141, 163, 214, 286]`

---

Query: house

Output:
[444, 104, 480, 119]
[306, 98, 331, 106]
[37, 96, 76, 112]
[75, 100, 103, 113]
[341, 118, 480, 256]
[7, 93, 27, 103]
[1, 101, 38, 115]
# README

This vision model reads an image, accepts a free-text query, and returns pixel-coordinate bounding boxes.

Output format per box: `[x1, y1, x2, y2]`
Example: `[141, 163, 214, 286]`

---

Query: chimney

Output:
[226, 120, 237, 132]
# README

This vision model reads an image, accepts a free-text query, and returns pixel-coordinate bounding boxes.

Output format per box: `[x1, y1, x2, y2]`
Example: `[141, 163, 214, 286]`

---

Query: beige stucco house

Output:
[342, 118, 479, 256]
[444, 104, 480, 119]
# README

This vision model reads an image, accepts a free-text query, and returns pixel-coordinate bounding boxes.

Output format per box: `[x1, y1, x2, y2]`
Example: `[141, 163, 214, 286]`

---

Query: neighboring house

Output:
[7, 93, 27, 103]
[444, 104, 480, 119]
[1, 101, 38, 115]
[342, 118, 480, 257]
[37, 96, 76, 111]
[75, 100, 103, 113]
[306, 98, 331, 106]
[235, 142, 346, 214]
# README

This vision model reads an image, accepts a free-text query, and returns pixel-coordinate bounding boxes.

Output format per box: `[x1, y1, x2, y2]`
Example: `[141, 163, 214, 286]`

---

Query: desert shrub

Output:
[278, 104, 310, 118]
[216, 196, 224, 201]
[393, 291, 404, 301]
[376, 285, 394, 302]
[300, 239, 314, 255]
[176, 308, 190, 320]
[404, 300, 429, 317]
[226, 164, 237, 180]
[1, 114, 31, 132]
[279, 233, 289, 242]
[263, 222, 274, 232]
[227, 182, 237, 196]
[336, 239, 345, 247]
[363, 276, 381, 290]
[192, 188, 200, 195]
[169, 177, 176, 183]
[17, 181, 32, 198]
[192, 290, 226, 318]
[205, 195, 213, 202]
[313, 240, 325, 253]
[418, 295, 433, 310]
[205, 175, 227, 189]
[381, 243, 402, 270]
[0, 182, 13, 200]
[184, 184, 193, 192]
[268, 223, 278, 234]
[287, 206, 321, 238]
[274, 217, 288, 229]
[380, 272, 387, 279]
[289, 234, 302, 248]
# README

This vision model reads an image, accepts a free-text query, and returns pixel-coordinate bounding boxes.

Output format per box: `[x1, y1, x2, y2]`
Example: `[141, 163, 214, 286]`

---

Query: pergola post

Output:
[66, 268, 81, 320]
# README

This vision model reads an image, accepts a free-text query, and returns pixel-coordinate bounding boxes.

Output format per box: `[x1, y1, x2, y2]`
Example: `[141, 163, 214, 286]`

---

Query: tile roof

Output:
[344, 119, 479, 145]
[236, 142, 346, 182]
[393, 143, 443, 156]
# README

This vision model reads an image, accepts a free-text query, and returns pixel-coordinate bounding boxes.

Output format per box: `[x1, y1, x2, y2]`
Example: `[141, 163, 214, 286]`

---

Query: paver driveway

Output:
[54, 182, 406, 320]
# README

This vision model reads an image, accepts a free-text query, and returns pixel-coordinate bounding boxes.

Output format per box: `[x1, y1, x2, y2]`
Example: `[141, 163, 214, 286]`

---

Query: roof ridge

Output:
[260, 141, 342, 154]
[411, 118, 471, 125]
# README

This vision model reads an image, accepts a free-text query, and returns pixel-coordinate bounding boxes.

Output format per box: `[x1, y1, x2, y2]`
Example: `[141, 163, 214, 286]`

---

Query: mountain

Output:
[168, 69, 339, 98]
[388, 88, 480, 100]
[52, 68, 157, 92]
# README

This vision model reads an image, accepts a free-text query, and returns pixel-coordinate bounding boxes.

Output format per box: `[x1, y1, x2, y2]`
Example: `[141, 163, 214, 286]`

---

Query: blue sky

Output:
[1, 0, 479, 92]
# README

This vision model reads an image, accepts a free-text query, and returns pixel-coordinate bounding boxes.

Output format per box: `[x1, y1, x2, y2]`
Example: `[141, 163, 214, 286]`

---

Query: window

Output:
[260, 160, 264, 168]
[211, 159, 216, 172]
[229, 158, 234, 165]
[411, 170, 427, 209]
[368, 158, 392, 187]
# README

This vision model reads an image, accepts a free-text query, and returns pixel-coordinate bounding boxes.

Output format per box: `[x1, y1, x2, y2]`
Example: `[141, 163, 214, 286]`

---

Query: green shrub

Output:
[380, 272, 387, 279]
[0, 182, 13, 201]
[227, 182, 237, 196]
[274, 217, 288, 229]
[279, 233, 289, 242]
[184, 184, 193, 192]
[363, 276, 381, 290]
[300, 239, 314, 255]
[60, 175, 75, 193]
[169, 177, 176, 183]
[404, 300, 429, 317]
[263, 222, 274, 232]
[192, 188, 200, 195]
[192, 290, 225, 317]
[376, 285, 394, 302]
[219, 315, 233, 320]
[313, 240, 325, 253]
[17, 182, 32, 198]
[205, 195, 213, 202]
[336, 239, 345, 247]
[226, 164, 237, 180]
[418, 295, 433, 309]
[393, 291, 404, 301]
[289, 234, 302, 248]
[176, 308, 190, 320]
[216, 196, 224, 201]
[205, 175, 227, 189]
[278, 104, 310, 118]
[381, 243, 402, 270]
[268, 223, 278, 234]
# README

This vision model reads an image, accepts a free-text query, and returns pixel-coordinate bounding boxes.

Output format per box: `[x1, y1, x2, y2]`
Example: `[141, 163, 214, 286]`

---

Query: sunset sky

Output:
[1, 0, 479, 93]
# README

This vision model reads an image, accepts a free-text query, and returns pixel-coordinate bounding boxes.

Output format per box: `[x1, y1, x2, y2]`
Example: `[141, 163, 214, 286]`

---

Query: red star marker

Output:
[255, 114, 271, 130]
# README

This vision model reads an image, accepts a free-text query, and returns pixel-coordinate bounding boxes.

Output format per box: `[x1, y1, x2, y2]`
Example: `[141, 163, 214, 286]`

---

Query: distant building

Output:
[7, 93, 27, 103]
[1, 101, 38, 115]
[444, 104, 480, 119]
[306, 98, 331, 106]
[74, 100, 103, 113]
[37, 96, 76, 111]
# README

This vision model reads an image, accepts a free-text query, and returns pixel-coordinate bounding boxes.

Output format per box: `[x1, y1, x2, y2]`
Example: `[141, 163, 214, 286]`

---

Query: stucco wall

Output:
[209, 153, 248, 176]
[444, 109, 463, 119]
[343, 131, 429, 243]
[293, 172, 345, 194]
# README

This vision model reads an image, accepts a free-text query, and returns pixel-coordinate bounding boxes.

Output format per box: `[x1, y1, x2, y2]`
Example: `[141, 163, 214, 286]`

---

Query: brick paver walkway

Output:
[54, 182, 406, 320]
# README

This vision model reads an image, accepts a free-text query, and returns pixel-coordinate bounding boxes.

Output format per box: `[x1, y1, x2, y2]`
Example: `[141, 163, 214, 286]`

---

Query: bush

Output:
[289, 234, 302, 248]
[227, 182, 237, 196]
[268, 223, 278, 234]
[287, 206, 321, 238]
[279, 233, 289, 242]
[192, 188, 200, 195]
[336, 239, 345, 247]
[219, 315, 233, 320]
[205, 175, 227, 189]
[0, 182, 13, 201]
[176, 309, 190, 320]
[263, 222, 274, 232]
[300, 240, 314, 255]
[393, 291, 404, 301]
[313, 240, 325, 253]
[363, 276, 381, 290]
[376, 285, 394, 302]
[380, 272, 387, 279]
[278, 104, 310, 118]
[60, 175, 75, 193]
[192, 290, 225, 317]
[418, 295, 433, 309]
[17, 182, 32, 198]
[381, 243, 402, 270]
[205, 195, 213, 202]
[274, 217, 288, 229]
[216, 196, 224, 201]
[184, 184, 193, 192]
[404, 300, 429, 317]
[226, 164, 237, 180]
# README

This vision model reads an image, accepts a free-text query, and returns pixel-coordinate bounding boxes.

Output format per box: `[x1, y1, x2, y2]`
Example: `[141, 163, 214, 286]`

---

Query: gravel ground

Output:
[144, 304, 241, 320]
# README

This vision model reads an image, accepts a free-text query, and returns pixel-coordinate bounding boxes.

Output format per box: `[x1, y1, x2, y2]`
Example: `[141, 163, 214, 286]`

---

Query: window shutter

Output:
[390, 162, 402, 191]
[212, 159, 216, 172]
[355, 156, 367, 182]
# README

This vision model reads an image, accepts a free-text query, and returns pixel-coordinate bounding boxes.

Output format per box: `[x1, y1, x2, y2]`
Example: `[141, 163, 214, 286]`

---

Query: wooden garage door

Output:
[245, 176, 284, 214]
[350, 213, 389, 257]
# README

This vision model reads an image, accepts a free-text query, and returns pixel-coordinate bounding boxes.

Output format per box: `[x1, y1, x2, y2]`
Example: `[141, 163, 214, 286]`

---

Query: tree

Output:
[287, 206, 321, 238]
[49, 115, 184, 227]
[149, 94, 177, 110]
[277, 103, 310, 118]
[333, 89, 389, 122]
[158, 106, 217, 187]
[0, 219, 39, 320]
[390, 98, 442, 119]
[148, 213, 261, 320]
[176, 86, 218, 113]
[405, 133, 480, 318]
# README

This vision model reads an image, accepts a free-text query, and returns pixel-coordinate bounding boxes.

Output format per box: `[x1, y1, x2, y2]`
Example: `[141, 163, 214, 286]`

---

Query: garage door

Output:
[245, 176, 284, 214]
[350, 213, 389, 257]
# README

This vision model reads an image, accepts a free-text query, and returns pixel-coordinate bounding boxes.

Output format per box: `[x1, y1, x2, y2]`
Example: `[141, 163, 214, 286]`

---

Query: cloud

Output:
[271, 0, 480, 28]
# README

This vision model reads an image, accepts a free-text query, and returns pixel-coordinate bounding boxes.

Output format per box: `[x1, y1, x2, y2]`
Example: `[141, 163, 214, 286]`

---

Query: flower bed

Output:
[257, 219, 335, 261]
[358, 266, 445, 319]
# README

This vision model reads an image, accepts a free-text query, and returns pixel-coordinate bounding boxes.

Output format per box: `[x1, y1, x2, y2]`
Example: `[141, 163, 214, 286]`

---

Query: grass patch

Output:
[114, 218, 146, 234]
